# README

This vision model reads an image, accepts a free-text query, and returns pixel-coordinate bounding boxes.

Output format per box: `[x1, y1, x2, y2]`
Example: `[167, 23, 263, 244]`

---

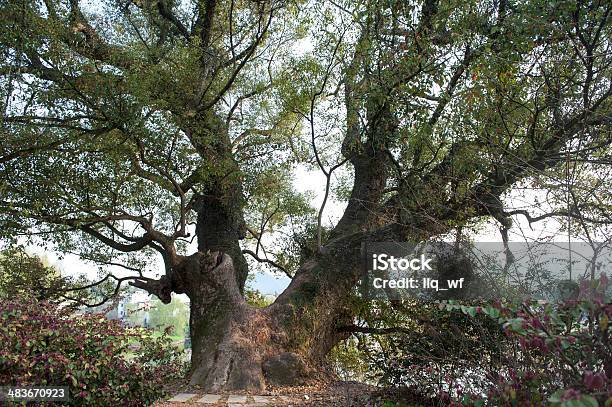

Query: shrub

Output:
[340, 274, 610, 406]
[442, 273, 611, 406]
[335, 298, 506, 392]
[0, 296, 187, 406]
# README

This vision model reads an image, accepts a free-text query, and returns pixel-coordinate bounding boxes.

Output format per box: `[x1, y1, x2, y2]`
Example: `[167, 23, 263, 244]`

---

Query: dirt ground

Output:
[153, 381, 438, 407]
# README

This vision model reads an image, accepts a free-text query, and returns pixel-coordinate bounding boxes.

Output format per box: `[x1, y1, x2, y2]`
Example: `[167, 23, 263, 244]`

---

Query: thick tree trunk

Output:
[177, 111, 387, 391]
[184, 253, 304, 391]
[166, 252, 257, 390]
[189, 289, 270, 390]
[188, 296, 312, 391]
[180, 234, 363, 391]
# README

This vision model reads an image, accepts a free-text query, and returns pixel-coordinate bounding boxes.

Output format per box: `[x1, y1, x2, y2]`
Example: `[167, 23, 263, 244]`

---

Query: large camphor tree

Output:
[1, 0, 610, 391]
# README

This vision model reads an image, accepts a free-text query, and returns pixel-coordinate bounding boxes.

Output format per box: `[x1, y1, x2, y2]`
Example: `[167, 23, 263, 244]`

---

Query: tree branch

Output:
[242, 249, 292, 279]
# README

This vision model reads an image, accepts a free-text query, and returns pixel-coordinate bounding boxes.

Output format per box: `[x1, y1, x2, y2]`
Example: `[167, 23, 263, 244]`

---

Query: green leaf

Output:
[579, 395, 599, 407]
[549, 389, 564, 403]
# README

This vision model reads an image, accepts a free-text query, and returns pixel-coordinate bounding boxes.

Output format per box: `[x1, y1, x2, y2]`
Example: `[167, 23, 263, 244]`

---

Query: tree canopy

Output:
[1, 1, 609, 279]
[1, 0, 312, 284]
[1, 0, 610, 391]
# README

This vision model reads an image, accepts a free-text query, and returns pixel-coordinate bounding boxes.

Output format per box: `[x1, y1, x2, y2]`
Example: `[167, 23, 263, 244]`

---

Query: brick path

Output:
[166, 393, 293, 406]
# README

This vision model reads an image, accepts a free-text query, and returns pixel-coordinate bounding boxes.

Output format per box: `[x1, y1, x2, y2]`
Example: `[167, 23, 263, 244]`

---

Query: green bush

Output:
[0, 296, 187, 406]
[335, 274, 610, 406]
[0, 247, 113, 306]
[0, 247, 69, 302]
[446, 274, 611, 407]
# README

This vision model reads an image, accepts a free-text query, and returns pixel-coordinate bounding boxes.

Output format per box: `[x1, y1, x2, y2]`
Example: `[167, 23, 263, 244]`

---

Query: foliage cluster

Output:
[334, 274, 611, 407]
[0, 247, 125, 307]
[0, 296, 187, 406]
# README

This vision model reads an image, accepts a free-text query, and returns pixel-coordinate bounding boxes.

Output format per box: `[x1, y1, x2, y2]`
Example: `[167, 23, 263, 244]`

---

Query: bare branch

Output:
[242, 249, 292, 279]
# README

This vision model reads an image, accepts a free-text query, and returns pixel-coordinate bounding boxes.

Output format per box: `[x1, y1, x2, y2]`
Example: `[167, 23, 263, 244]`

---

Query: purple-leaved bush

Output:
[0, 296, 187, 406]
